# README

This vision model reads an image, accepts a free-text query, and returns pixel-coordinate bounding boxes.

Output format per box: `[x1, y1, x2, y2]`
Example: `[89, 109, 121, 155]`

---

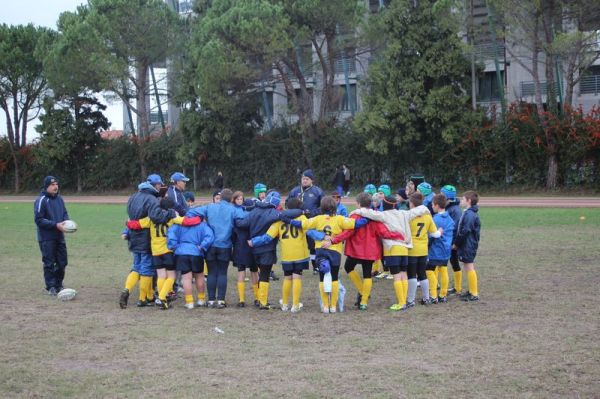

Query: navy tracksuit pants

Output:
[39, 240, 68, 290]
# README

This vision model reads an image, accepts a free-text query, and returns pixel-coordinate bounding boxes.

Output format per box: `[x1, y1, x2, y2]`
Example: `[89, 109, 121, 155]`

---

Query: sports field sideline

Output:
[1, 202, 599, 398]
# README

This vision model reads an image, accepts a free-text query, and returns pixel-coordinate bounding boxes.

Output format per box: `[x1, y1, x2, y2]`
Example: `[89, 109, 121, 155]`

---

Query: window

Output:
[334, 48, 356, 75]
[150, 111, 168, 125]
[478, 71, 504, 101]
[580, 65, 600, 95]
[335, 84, 357, 112]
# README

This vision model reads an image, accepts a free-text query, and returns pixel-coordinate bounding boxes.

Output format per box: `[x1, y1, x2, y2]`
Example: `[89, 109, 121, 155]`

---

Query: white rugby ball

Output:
[63, 220, 78, 233]
[57, 288, 77, 301]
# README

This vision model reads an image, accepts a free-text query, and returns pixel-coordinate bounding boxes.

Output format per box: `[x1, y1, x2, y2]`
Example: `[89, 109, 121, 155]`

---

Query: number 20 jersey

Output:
[266, 215, 309, 263]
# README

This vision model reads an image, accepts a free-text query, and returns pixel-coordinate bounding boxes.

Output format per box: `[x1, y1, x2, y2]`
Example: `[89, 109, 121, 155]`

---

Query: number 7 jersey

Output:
[407, 213, 437, 257]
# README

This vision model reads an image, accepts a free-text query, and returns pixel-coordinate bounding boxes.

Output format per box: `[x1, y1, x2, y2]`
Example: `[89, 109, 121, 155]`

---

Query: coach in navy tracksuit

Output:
[34, 176, 69, 295]
[286, 169, 324, 272]
[166, 172, 190, 216]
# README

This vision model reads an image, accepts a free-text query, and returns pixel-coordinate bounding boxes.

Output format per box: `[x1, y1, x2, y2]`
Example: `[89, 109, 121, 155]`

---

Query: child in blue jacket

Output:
[167, 217, 214, 309]
[426, 193, 455, 303]
[455, 190, 481, 301]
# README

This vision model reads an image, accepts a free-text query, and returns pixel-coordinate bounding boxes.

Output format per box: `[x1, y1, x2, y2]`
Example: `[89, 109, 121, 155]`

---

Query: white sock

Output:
[408, 278, 418, 303]
[420, 279, 430, 300]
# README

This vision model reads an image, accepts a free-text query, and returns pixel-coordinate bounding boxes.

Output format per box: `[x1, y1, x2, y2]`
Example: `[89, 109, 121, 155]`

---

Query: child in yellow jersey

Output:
[250, 198, 314, 313]
[292, 196, 368, 313]
[126, 198, 202, 309]
[407, 192, 442, 307]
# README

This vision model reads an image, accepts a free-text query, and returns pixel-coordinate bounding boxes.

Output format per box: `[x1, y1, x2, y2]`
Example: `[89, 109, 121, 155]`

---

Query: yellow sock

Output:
[467, 270, 478, 296]
[204, 261, 208, 275]
[197, 291, 205, 301]
[454, 270, 463, 292]
[124, 271, 139, 292]
[159, 277, 174, 301]
[347, 270, 363, 293]
[439, 266, 449, 297]
[319, 282, 329, 309]
[426, 270, 438, 299]
[157, 277, 165, 293]
[237, 281, 245, 303]
[292, 279, 302, 307]
[401, 280, 408, 306]
[252, 283, 259, 300]
[373, 260, 382, 273]
[361, 278, 372, 305]
[282, 279, 292, 306]
[393, 280, 403, 305]
[139, 276, 152, 301]
[435, 266, 440, 283]
[331, 281, 339, 310]
[185, 294, 193, 304]
[259, 282, 270, 306]
[147, 277, 155, 300]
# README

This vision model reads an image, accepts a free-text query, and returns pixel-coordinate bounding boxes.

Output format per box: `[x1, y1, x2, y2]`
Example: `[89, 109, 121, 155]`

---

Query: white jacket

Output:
[353, 205, 430, 250]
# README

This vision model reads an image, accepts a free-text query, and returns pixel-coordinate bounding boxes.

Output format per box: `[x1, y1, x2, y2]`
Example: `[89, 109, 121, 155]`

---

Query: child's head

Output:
[286, 197, 302, 210]
[265, 191, 281, 208]
[417, 182, 432, 197]
[160, 197, 175, 210]
[356, 192, 372, 208]
[409, 192, 423, 209]
[331, 191, 342, 204]
[432, 193, 447, 213]
[212, 190, 222, 203]
[382, 195, 397, 211]
[461, 190, 479, 208]
[377, 184, 391, 199]
[320, 196, 337, 215]
[254, 183, 267, 200]
[441, 185, 457, 201]
[220, 188, 233, 203]
[183, 191, 195, 206]
[364, 184, 377, 195]
[232, 191, 244, 206]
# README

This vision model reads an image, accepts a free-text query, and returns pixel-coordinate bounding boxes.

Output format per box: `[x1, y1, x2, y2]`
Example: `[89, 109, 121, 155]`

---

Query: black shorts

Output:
[205, 247, 231, 263]
[153, 253, 175, 270]
[315, 248, 341, 268]
[235, 263, 258, 273]
[427, 259, 448, 268]
[282, 261, 309, 273]
[254, 251, 277, 267]
[176, 255, 203, 274]
[385, 255, 408, 273]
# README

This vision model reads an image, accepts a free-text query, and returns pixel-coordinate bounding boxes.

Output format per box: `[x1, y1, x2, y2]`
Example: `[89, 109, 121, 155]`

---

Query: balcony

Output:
[520, 81, 547, 97]
[580, 75, 600, 95]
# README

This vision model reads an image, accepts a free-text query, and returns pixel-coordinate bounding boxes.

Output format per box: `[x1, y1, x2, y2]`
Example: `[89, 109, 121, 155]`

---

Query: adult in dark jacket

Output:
[214, 171, 224, 190]
[333, 165, 345, 197]
[34, 176, 69, 295]
[167, 172, 190, 216]
[286, 169, 324, 273]
[120, 174, 176, 309]
[441, 185, 463, 294]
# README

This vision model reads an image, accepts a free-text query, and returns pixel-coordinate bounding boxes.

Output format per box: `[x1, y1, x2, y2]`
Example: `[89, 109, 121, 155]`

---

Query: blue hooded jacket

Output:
[428, 212, 455, 262]
[445, 199, 462, 243]
[34, 190, 69, 242]
[167, 221, 214, 257]
[232, 204, 253, 267]
[455, 205, 481, 261]
[186, 201, 245, 248]
[127, 182, 176, 253]
[167, 185, 189, 216]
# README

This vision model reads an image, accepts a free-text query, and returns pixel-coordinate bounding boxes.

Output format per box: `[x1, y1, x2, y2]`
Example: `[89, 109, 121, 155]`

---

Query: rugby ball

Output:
[57, 288, 77, 301]
[63, 220, 78, 233]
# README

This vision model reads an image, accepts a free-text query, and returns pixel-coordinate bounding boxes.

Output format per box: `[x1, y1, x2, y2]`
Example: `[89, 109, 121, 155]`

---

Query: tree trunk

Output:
[547, 151, 558, 189]
[135, 62, 150, 179]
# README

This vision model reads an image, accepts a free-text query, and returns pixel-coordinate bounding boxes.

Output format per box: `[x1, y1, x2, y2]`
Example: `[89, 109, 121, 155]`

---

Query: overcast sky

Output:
[0, 0, 124, 141]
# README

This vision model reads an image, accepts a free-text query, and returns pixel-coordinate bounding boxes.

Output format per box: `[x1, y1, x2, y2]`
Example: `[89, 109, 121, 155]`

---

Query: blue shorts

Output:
[315, 248, 341, 268]
[132, 252, 154, 276]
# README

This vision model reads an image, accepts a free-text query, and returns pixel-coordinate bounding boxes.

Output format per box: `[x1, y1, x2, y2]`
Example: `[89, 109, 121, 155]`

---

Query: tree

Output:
[355, 0, 474, 173]
[54, 0, 182, 177]
[35, 97, 109, 192]
[0, 24, 55, 192]
[190, 0, 365, 167]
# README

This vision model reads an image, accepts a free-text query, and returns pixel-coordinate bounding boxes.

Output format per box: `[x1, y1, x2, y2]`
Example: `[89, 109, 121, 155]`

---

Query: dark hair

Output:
[160, 197, 175, 210]
[220, 188, 233, 203]
[356, 192, 372, 208]
[382, 195, 397, 211]
[409, 192, 423, 207]
[463, 190, 479, 206]
[432, 193, 447, 209]
[320, 196, 337, 215]
[331, 191, 341, 198]
[286, 197, 302, 210]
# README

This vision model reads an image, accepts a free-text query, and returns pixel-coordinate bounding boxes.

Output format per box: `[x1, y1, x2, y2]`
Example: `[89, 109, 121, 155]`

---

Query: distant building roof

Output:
[100, 130, 124, 140]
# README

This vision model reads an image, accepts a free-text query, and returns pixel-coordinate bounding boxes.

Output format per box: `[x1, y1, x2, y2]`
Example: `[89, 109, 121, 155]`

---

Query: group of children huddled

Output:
[119, 172, 481, 313]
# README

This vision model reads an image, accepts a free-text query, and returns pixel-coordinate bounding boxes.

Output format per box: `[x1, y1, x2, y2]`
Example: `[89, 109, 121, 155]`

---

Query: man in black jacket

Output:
[120, 174, 176, 309]
[34, 176, 69, 296]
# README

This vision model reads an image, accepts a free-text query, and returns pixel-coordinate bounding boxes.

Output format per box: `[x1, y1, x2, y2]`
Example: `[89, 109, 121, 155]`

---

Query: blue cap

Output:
[266, 191, 281, 208]
[147, 174, 164, 185]
[170, 172, 190, 182]
[364, 184, 377, 194]
[302, 169, 315, 180]
[43, 175, 58, 189]
[441, 185, 457, 200]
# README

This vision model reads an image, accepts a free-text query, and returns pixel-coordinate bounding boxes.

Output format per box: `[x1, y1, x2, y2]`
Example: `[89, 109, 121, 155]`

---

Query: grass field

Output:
[1, 203, 599, 398]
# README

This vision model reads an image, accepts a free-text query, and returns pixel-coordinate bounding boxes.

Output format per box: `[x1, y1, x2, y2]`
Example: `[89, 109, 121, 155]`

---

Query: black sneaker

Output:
[216, 301, 227, 309]
[459, 291, 471, 300]
[155, 298, 169, 310]
[254, 299, 261, 307]
[237, 301, 246, 308]
[136, 300, 148, 307]
[447, 288, 457, 295]
[269, 271, 279, 281]
[48, 287, 58, 296]
[259, 303, 272, 310]
[430, 297, 438, 304]
[438, 296, 448, 303]
[420, 298, 431, 306]
[166, 291, 177, 304]
[119, 288, 130, 309]
[463, 294, 479, 302]
[354, 294, 362, 307]
[406, 301, 415, 308]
